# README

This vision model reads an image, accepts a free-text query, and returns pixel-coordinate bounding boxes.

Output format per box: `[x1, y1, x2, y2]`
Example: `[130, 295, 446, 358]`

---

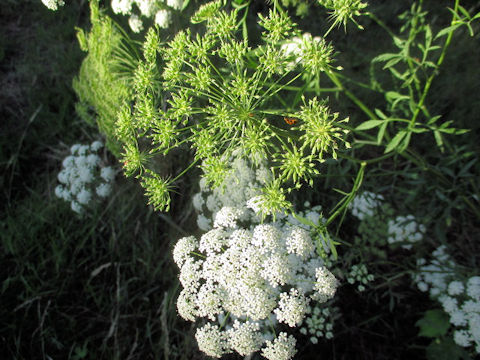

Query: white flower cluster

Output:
[193, 157, 271, 231]
[387, 214, 426, 249]
[111, 0, 184, 32]
[347, 264, 374, 292]
[414, 246, 480, 353]
[55, 142, 114, 214]
[300, 304, 335, 344]
[349, 191, 384, 220]
[41, 0, 65, 11]
[174, 200, 338, 359]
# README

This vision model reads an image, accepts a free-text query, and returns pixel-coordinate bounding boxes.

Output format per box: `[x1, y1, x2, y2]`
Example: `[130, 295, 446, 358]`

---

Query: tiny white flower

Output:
[77, 189, 92, 205]
[90, 140, 103, 152]
[197, 214, 211, 231]
[227, 320, 264, 356]
[41, 0, 65, 11]
[128, 14, 144, 33]
[261, 332, 297, 360]
[71, 201, 82, 214]
[96, 183, 112, 198]
[70, 144, 81, 154]
[448, 280, 465, 296]
[177, 288, 197, 321]
[195, 323, 230, 358]
[274, 289, 310, 327]
[155, 9, 172, 28]
[192, 193, 204, 211]
[454, 329, 472, 347]
[173, 236, 198, 267]
[167, 0, 183, 10]
[100, 167, 115, 182]
[312, 267, 338, 303]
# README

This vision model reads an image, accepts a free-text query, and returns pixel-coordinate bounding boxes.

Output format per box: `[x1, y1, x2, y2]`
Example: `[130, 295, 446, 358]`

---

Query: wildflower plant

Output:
[118, 0, 351, 215]
[173, 199, 339, 359]
[55, 141, 115, 214]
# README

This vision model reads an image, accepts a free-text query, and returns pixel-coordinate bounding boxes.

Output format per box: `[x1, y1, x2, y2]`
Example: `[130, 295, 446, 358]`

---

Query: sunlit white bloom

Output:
[199, 228, 228, 255]
[196, 283, 224, 320]
[227, 320, 264, 356]
[167, 0, 183, 10]
[252, 224, 282, 254]
[177, 288, 197, 321]
[173, 236, 198, 267]
[213, 206, 245, 228]
[128, 14, 144, 33]
[274, 289, 310, 327]
[312, 267, 338, 303]
[137, 0, 156, 16]
[261, 254, 293, 288]
[111, 0, 133, 14]
[262, 332, 297, 360]
[285, 226, 314, 258]
[195, 323, 230, 358]
[155, 9, 172, 28]
[179, 258, 202, 289]
[41, 0, 65, 11]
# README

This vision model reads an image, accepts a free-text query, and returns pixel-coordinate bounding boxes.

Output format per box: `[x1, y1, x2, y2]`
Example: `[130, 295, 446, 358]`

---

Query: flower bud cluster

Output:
[174, 200, 338, 359]
[414, 246, 480, 353]
[347, 264, 374, 292]
[55, 142, 114, 214]
[300, 304, 336, 343]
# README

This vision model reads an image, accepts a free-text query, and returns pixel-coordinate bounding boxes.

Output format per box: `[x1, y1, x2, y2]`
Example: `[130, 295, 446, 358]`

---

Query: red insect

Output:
[284, 117, 298, 125]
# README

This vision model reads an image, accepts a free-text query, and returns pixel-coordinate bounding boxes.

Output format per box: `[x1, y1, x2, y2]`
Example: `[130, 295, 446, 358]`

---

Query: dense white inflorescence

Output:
[414, 246, 480, 353]
[55, 141, 114, 214]
[174, 197, 338, 359]
[193, 157, 271, 231]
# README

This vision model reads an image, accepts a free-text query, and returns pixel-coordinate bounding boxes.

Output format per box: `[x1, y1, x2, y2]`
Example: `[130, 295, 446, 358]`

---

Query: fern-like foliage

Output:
[73, 0, 138, 156]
